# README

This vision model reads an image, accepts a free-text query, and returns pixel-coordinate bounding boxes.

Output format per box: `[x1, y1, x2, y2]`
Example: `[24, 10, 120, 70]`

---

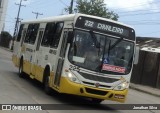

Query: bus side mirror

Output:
[67, 31, 73, 43]
[134, 46, 139, 65]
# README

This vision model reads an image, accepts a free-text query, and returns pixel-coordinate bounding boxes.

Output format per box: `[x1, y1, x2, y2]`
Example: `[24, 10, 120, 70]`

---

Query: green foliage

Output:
[66, 0, 119, 21]
[0, 31, 12, 48]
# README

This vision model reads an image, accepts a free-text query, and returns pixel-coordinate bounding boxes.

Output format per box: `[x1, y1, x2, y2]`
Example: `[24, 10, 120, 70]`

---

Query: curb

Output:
[129, 85, 160, 98]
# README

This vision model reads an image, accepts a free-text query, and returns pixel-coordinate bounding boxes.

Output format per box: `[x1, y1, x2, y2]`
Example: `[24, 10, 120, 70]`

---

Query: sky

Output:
[4, 0, 160, 38]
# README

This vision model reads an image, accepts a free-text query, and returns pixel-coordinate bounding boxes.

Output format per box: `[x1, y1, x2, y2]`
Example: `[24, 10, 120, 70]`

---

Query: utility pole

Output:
[32, 12, 43, 19]
[16, 18, 23, 33]
[69, 0, 74, 14]
[13, 0, 27, 37]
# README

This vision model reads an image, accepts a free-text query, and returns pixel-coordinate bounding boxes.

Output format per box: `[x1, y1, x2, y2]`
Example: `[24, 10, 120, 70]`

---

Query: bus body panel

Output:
[12, 13, 135, 103]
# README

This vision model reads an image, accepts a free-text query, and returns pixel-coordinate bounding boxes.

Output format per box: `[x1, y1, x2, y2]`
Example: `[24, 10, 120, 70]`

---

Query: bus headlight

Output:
[114, 81, 129, 90]
[66, 72, 80, 84]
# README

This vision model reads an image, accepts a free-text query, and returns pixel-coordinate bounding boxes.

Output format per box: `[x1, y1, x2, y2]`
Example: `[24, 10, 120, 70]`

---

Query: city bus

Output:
[12, 13, 138, 103]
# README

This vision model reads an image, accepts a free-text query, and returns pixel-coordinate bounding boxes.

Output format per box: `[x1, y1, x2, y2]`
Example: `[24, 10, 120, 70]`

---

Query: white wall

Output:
[0, 0, 8, 34]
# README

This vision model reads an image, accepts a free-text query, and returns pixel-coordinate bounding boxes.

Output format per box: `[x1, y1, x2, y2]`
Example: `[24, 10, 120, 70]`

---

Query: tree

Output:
[65, 0, 119, 21]
[0, 31, 12, 48]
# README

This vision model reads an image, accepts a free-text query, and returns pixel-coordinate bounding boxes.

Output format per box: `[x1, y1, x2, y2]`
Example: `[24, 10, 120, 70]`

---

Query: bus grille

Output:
[85, 88, 108, 96]
[82, 81, 111, 88]
[79, 72, 118, 83]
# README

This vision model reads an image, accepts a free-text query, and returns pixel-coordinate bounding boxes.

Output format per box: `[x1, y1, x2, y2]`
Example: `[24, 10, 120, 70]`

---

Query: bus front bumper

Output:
[59, 77, 128, 103]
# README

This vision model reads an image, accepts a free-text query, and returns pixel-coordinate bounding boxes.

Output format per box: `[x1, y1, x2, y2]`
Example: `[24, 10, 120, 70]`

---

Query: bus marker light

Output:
[65, 69, 69, 72]
[120, 76, 125, 81]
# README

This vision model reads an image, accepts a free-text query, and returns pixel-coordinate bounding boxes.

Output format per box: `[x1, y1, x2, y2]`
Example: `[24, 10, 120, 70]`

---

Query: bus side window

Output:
[17, 24, 24, 42]
[21, 29, 27, 46]
[41, 22, 55, 47]
[29, 24, 39, 44]
[50, 22, 64, 48]
[36, 31, 44, 51]
[24, 23, 39, 44]
[24, 24, 33, 43]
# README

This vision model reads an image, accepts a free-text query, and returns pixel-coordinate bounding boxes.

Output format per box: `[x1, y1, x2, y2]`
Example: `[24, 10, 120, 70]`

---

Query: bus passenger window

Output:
[17, 24, 24, 42]
[21, 29, 27, 46]
[41, 22, 55, 47]
[50, 22, 64, 48]
[24, 24, 32, 43]
[24, 23, 39, 44]
[29, 24, 39, 44]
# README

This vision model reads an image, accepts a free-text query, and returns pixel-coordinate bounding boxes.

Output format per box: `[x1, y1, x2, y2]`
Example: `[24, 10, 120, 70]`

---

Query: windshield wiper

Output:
[100, 38, 111, 72]
[89, 31, 100, 48]
[73, 42, 77, 56]
[110, 37, 123, 50]
[107, 40, 111, 59]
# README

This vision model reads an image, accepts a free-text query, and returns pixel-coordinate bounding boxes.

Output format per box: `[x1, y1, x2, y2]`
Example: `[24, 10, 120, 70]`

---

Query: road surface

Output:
[0, 47, 160, 113]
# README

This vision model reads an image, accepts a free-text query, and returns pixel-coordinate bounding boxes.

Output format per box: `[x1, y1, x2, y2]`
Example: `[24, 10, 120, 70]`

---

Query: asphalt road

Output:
[0, 47, 160, 113]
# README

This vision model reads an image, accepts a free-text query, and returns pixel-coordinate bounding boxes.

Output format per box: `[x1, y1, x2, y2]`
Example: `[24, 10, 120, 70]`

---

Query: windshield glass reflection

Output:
[68, 30, 134, 75]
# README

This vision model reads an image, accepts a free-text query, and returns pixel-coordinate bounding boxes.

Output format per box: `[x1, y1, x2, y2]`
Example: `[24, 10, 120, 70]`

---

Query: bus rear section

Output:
[12, 14, 136, 103]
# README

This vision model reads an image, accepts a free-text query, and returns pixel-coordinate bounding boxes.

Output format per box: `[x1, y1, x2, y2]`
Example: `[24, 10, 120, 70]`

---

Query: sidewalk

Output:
[0, 46, 12, 52]
[130, 83, 160, 97]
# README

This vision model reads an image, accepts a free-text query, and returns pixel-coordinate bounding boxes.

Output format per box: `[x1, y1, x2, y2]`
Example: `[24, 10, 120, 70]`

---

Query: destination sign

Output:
[84, 20, 125, 35]
[75, 16, 135, 41]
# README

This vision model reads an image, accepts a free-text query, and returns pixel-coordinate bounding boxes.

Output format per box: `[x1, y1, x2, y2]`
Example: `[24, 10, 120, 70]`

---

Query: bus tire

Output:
[44, 71, 51, 95]
[91, 98, 103, 104]
[19, 59, 24, 78]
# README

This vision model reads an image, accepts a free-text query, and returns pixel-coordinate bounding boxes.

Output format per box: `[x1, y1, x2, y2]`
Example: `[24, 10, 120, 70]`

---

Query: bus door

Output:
[13, 25, 26, 66]
[31, 29, 44, 78]
[23, 23, 39, 75]
[13, 24, 24, 55]
[54, 29, 72, 86]
[20, 29, 27, 52]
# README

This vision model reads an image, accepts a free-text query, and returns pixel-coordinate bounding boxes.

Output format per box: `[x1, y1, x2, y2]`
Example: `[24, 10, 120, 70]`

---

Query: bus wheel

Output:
[44, 75, 51, 95]
[91, 98, 103, 104]
[19, 59, 24, 78]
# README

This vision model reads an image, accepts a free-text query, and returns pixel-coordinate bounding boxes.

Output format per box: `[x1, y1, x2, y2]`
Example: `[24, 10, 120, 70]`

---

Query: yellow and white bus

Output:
[12, 13, 138, 103]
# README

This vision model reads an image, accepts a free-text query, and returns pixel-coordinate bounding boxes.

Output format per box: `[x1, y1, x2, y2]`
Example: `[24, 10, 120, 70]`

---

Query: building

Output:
[136, 37, 160, 52]
[0, 0, 8, 34]
[131, 37, 160, 89]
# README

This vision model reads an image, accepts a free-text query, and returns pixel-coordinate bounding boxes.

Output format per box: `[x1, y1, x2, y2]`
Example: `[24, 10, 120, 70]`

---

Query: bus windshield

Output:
[68, 30, 134, 75]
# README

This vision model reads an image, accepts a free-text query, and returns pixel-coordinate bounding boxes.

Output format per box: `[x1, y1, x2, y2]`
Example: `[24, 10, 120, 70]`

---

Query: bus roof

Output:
[21, 14, 75, 24]
[21, 13, 133, 29]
